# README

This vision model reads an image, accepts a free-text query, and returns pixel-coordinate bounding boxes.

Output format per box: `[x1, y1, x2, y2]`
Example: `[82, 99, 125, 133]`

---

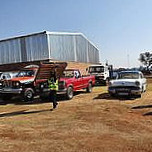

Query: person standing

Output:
[48, 70, 59, 109]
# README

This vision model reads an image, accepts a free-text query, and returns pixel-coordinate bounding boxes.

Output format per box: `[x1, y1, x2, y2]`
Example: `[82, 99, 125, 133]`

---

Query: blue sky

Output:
[0, 0, 152, 68]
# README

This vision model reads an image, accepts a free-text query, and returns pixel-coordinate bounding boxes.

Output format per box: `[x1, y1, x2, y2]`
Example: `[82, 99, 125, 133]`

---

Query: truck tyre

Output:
[23, 88, 34, 102]
[136, 94, 141, 98]
[86, 83, 92, 93]
[66, 86, 73, 100]
[109, 93, 115, 97]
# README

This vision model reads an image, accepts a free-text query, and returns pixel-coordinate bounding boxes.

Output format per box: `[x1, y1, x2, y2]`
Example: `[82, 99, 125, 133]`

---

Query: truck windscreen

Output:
[89, 67, 104, 73]
[17, 70, 35, 77]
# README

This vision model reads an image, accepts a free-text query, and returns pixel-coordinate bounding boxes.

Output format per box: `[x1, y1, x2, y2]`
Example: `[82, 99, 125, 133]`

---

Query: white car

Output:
[108, 71, 147, 97]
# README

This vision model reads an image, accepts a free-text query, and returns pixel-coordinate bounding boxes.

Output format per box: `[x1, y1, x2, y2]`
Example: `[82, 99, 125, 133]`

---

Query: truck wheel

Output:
[136, 94, 141, 98]
[23, 88, 34, 102]
[109, 93, 115, 97]
[86, 83, 92, 93]
[66, 87, 73, 100]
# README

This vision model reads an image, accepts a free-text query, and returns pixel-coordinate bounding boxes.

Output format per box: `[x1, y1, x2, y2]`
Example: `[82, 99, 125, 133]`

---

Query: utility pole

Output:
[127, 54, 130, 68]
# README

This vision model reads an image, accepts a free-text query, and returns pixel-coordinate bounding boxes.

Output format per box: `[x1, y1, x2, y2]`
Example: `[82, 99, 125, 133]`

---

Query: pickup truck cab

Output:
[40, 69, 95, 100]
[108, 71, 147, 97]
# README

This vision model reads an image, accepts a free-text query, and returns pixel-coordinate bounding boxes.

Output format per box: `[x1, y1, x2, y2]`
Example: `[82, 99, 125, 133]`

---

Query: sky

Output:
[0, 0, 152, 68]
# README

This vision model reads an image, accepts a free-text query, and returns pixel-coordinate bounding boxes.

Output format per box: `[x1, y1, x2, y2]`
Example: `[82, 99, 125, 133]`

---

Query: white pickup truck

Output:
[108, 71, 147, 97]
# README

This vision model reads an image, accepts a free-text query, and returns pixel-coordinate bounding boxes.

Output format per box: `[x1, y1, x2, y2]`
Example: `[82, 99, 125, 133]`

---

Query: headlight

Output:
[40, 84, 44, 88]
[13, 82, 20, 87]
[16, 82, 20, 86]
[0, 82, 2, 86]
[135, 81, 140, 86]
[40, 82, 48, 89]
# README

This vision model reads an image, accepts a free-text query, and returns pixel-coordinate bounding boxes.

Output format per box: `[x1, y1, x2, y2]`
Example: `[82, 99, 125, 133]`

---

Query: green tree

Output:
[139, 52, 152, 67]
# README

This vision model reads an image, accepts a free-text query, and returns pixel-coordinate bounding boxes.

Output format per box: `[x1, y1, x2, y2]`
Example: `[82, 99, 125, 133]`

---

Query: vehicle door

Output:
[73, 70, 83, 90]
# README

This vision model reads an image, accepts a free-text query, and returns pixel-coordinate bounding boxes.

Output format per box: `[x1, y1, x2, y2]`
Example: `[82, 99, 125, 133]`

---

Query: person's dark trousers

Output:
[49, 90, 58, 109]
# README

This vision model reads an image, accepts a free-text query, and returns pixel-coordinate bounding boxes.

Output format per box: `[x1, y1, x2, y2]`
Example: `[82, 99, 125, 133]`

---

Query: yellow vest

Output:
[48, 78, 58, 91]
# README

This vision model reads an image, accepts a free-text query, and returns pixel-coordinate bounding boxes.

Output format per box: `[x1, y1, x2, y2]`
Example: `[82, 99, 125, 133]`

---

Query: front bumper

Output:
[0, 88, 23, 94]
[108, 87, 142, 96]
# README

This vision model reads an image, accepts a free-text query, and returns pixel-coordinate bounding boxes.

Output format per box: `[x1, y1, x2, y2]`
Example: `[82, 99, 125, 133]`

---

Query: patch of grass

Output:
[147, 83, 152, 91]
[93, 86, 107, 92]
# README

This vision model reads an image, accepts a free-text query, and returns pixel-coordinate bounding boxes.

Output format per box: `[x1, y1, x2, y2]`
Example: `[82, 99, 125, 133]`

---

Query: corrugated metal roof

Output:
[0, 31, 100, 51]
[0, 31, 100, 65]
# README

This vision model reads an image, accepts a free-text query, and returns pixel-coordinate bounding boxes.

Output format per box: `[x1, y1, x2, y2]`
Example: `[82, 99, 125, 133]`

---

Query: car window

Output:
[74, 71, 81, 78]
[62, 71, 74, 78]
[118, 72, 139, 79]
[89, 66, 104, 73]
[17, 70, 35, 77]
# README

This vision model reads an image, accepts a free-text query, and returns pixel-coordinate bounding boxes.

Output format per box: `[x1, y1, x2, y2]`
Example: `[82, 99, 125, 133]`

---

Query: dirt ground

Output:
[0, 79, 152, 152]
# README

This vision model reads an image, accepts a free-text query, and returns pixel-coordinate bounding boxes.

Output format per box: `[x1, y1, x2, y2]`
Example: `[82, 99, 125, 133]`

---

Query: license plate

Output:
[118, 92, 129, 96]
[117, 88, 129, 91]
[43, 88, 49, 92]
[4, 88, 12, 92]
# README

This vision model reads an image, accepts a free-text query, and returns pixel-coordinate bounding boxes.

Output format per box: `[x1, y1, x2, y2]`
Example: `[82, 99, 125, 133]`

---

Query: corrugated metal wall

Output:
[48, 34, 75, 61]
[48, 33, 99, 63]
[25, 34, 48, 61]
[0, 33, 48, 64]
[0, 31, 99, 65]
[0, 38, 22, 64]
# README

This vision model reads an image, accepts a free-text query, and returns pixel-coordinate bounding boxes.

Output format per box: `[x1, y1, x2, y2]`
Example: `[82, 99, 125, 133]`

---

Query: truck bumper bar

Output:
[108, 88, 142, 96]
[0, 88, 23, 94]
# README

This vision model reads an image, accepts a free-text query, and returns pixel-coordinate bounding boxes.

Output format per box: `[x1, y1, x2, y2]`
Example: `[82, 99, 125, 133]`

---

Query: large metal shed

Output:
[0, 31, 100, 65]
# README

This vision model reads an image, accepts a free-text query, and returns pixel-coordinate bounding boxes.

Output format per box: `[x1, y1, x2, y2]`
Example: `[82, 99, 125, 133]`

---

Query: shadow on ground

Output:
[0, 109, 51, 118]
[131, 104, 152, 116]
[0, 91, 86, 105]
[132, 105, 152, 109]
[143, 112, 152, 116]
[93, 93, 136, 101]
